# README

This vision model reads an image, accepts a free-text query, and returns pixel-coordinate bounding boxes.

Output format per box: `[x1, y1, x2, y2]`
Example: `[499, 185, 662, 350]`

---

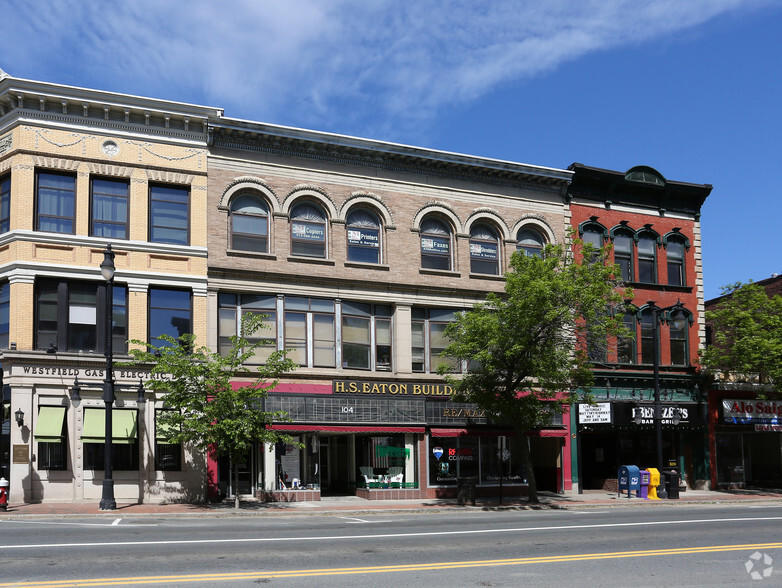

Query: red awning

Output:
[269, 424, 425, 433]
[529, 429, 568, 437]
[430, 428, 515, 437]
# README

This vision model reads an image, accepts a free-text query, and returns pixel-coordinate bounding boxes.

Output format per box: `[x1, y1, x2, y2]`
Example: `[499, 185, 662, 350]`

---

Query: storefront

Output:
[576, 399, 708, 491]
[212, 380, 571, 501]
[710, 388, 782, 489]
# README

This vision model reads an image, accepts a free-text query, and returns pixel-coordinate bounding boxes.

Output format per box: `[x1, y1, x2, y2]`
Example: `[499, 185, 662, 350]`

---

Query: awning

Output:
[82, 408, 138, 444]
[156, 419, 179, 445]
[269, 424, 425, 433]
[430, 428, 515, 437]
[34, 406, 66, 442]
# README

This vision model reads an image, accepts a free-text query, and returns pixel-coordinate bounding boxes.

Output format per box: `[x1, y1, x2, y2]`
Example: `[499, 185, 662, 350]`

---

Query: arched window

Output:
[346, 209, 381, 264]
[666, 236, 686, 286]
[618, 310, 637, 364]
[611, 225, 635, 282]
[420, 218, 452, 270]
[668, 308, 690, 366]
[639, 308, 655, 364]
[230, 194, 268, 252]
[470, 223, 499, 274]
[516, 228, 545, 257]
[637, 232, 657, 284]
[290, 203, 327, 258]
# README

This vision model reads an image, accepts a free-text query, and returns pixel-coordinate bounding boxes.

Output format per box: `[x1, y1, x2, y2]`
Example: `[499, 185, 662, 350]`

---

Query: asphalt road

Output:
[2, 504, 782, 587]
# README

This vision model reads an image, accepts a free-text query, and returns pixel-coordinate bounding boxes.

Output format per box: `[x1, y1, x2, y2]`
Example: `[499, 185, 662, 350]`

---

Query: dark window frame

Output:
[229, 193, 269, 253]
[34, 278, 128, 353]
[218, 293, 278, 363]
[0, 173, 10, 233]
[516, 227, 545, 257]
[90, 176, 130, 239]
[35, 170, 76, 234]
[149, 183, 190, 245]
[420, 218, 452, 271]
[83, 408, 139, 471]
[346, 208, 381, 264]
[290, 203, 327, 258]
[341, 302, 393, 371]
[148, 287, 192, 346]
[469, 223, 500, 275]
[155, 408, 182, 471]
[636, 231, 659, 284]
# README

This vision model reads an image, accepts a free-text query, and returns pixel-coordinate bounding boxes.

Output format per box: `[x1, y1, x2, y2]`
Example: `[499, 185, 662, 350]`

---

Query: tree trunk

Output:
[518, 431, 539, 504]
[233, 459, 240, 510]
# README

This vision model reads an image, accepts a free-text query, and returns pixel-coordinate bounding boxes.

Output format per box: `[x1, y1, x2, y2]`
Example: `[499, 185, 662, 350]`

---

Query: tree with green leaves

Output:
[126, 313, 297, 509]
[701, 281, 782, 390]
[439, 240, 631, 503]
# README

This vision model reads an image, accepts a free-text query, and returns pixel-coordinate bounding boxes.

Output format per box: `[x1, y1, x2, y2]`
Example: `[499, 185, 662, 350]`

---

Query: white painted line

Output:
[0, 519, 151, 528]
[112, 519, 122, 526]
[2, 515, 782, 550]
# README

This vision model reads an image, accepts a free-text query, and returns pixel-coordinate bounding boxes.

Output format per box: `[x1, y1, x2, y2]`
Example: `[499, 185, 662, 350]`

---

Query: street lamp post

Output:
[99, 244, 116, 511]
[647, 299, 686, 500]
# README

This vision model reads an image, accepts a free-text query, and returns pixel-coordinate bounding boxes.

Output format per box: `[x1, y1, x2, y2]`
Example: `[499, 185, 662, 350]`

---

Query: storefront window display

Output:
[429, 435, 527, 486]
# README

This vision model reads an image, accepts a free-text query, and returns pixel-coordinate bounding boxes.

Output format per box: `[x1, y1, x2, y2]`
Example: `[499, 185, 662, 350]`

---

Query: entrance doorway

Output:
[319, 435, 352, 495]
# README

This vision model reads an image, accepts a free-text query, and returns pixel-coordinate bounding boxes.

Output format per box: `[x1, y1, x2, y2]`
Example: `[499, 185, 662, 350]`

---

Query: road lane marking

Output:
[2, 515, 782, 550]
[111, 519, 122, 526]
[0, 520, 145, 528]
[2, 542, 782, 586]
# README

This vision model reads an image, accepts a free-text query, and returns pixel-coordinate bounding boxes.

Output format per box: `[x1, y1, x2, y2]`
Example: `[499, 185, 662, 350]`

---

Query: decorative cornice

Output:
[211, 126, 570, 193]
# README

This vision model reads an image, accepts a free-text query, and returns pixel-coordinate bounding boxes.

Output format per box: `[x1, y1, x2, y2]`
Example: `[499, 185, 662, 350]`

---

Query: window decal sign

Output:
[421, 236, 449, 254]
[292, 222, 325, 241]
[723, 399, 782, 424]
[348, 228, 379, 247]
[470, 242, 498, 259]
[432, 446, 444, 460]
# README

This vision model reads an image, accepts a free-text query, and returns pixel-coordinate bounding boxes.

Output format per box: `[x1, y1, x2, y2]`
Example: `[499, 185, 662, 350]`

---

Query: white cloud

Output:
[2, 0, 774, 138]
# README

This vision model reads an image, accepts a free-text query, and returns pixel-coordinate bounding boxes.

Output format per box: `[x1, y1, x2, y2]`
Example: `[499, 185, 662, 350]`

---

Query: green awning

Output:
[34, 406, 66, 442]
[156, 419, 179, 445]
[82, 408, 137, 444]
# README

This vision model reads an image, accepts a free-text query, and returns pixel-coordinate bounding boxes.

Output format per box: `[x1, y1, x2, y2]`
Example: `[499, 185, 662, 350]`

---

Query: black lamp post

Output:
[647, 299, 687, 499]
[99, 244, 116, 511]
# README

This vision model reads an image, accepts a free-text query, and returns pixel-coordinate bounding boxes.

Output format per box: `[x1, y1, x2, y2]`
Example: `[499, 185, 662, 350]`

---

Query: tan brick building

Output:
[0, 69, 219, 503]
[206, 121, 573, 500]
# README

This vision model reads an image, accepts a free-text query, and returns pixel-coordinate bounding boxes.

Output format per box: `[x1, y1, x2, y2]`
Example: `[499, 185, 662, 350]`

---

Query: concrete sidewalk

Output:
[3, 488, 782, 518]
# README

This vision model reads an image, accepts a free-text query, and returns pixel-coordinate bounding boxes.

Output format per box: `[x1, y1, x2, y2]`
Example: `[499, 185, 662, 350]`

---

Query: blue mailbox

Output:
[617, 465, 641, 498]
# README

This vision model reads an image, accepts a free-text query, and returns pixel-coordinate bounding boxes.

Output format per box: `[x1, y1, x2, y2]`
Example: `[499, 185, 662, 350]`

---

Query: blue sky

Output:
[4, 0, 781, 299]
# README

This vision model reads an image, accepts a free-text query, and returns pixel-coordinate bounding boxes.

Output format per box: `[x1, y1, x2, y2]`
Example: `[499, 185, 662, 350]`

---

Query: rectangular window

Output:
[640, 310, 655, 364]
[149, 287, 192, 345]
[0, 174, 10, 233]
[667, 241, 685, 286]
[150, 184, 189, 244]
[82, 408, 139, 471]
[411, 308, 462, 373]
[0, 281, 8, 349]
[218, 293, 278, 363]
[670, 321, 688, 366]
[617, 312, 636, 364]
[341, 302, 393, 371]
[613, 235, 633, 282]
[284, 297, 335, 368]
[91, 177, 129, 239]
[35, 406, 67, 470]
[637, 236, 657, 284]
[35, 279, 127, 353]
[36, 171, 75, 233]
[155, 409, 182, 471]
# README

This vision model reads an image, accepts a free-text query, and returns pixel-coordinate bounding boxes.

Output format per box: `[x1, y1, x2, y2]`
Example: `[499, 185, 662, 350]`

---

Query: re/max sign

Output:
[333, 380, 455, 397]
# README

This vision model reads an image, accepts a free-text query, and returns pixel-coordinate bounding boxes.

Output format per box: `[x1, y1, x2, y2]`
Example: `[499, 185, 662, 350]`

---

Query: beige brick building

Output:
[206, 121, 573, 500]
[0, 69, 219, 503]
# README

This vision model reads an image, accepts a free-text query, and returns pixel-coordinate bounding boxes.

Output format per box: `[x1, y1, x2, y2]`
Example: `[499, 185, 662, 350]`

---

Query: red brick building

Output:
[567, 163, 712, 492]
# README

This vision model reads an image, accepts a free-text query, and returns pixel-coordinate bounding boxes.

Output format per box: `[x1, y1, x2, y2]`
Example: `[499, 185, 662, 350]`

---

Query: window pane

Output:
[150, 185, 188, 245]
[0, 282, 8, 348]
[92, 179, 128, 239]
[149, 288, 191, 343]
[342, 343, 370, 369]
[285, 312, 306, 365]
[313, 314, 335, 368]
[0, 175, 10, 233]
[37, 172, 75, 233]
[342, 316, 370, 344]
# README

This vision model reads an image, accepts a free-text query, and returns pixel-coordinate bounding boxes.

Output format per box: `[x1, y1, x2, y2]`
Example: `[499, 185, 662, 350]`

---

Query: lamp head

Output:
[100, 244, 115, 281]
[15, 408, 24, 427]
